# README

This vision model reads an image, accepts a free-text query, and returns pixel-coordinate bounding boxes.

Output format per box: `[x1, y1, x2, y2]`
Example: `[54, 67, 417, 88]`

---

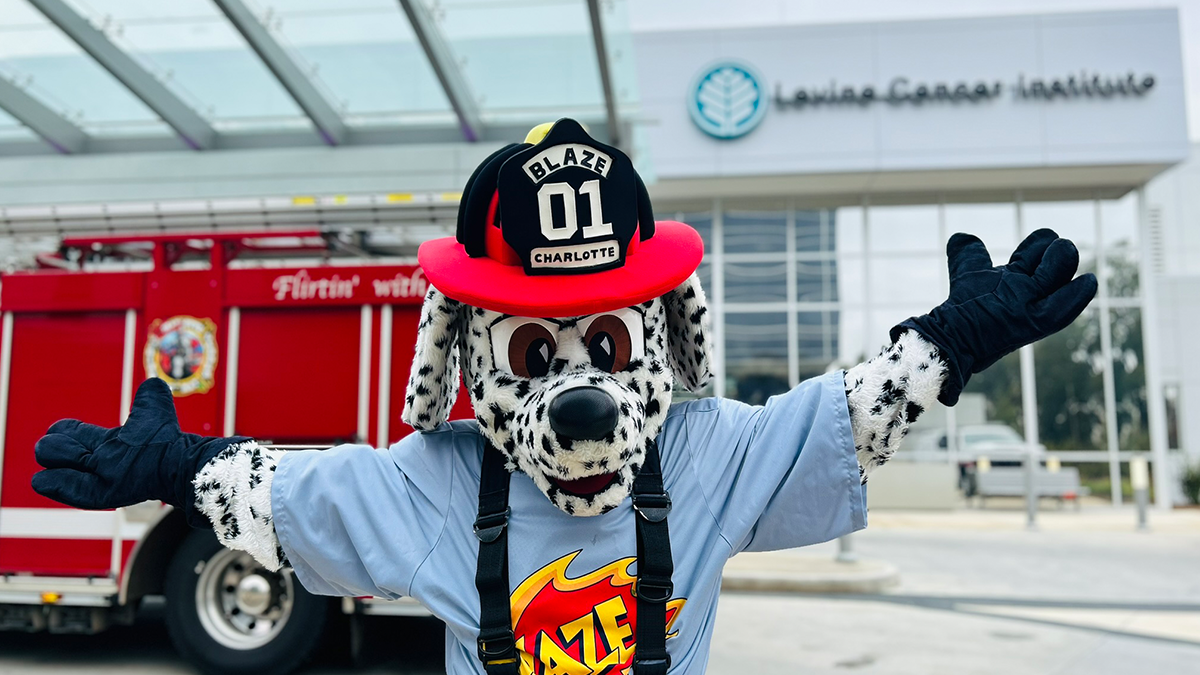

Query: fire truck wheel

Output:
[164, 529, 327, 675]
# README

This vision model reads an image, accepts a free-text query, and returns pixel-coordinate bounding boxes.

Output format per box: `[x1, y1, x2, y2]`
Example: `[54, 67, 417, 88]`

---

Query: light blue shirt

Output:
[272, 371, 866, 674]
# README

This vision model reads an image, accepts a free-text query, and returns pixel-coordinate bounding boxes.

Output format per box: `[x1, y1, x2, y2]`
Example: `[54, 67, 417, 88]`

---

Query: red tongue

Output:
[551, 472, 617, 496]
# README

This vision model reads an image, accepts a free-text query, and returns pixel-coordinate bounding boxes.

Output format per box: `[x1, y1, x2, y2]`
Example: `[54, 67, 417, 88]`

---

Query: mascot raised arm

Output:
[32, 119, 1096, 674]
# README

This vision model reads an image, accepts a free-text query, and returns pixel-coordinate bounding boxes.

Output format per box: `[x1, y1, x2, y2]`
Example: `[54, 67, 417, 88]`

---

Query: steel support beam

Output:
[397, 0, 483, 142]
[27, 0, 216, 150]
[585, 0, 621, 148]
[214, 0, 346, 146]
[0, 76, 86, 154]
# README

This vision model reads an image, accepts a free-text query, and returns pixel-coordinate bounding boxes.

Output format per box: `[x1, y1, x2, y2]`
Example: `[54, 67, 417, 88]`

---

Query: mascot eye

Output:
[507, 323, 557, 378]
[581, 311, 644, 373]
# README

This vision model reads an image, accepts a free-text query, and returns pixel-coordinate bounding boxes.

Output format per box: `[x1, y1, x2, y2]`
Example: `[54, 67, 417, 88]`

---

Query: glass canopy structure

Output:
[0, 0, 633, 155]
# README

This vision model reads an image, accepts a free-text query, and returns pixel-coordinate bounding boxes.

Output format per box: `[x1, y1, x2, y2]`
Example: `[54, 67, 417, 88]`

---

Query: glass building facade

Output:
[664, 192, 1152, 503]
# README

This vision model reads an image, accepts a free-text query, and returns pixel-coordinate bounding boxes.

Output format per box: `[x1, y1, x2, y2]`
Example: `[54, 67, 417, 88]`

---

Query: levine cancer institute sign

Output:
[689, 61, 1157, 141]
[639, 9, 1187, 180]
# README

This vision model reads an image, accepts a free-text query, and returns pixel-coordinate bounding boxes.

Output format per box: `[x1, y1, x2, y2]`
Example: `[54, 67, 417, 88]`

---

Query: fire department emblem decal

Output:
[144, 315, 218, 397]
[510, 551, 685, 675]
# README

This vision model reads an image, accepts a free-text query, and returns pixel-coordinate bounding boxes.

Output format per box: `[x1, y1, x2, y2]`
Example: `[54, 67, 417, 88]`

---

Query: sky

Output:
[628, 0, 1200, 141]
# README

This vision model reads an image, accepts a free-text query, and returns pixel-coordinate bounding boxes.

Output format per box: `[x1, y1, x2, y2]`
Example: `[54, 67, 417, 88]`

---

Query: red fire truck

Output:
[0, 230, 471, 673]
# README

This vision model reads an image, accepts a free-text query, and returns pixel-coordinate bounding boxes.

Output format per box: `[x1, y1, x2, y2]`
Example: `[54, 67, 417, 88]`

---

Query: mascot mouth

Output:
[550, 472, 618, 496]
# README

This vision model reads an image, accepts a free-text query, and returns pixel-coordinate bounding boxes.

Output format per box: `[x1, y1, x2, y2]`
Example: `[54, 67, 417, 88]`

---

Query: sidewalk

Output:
[721, 505, 1200, 594]
[864, 502, 1200, 533]
[722, 552, 900, 593]
[711, 505, 1200, 674]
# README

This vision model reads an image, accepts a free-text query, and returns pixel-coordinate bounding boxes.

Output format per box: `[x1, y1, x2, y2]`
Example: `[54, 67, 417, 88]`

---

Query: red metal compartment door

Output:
[0, 312, 126, 576]
[234, 307, 363, 445]
[388, 306, 475, 445]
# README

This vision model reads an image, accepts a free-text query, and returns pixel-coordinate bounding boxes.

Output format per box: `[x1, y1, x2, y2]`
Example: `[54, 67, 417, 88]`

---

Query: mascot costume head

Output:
[401, 118, 712, 517]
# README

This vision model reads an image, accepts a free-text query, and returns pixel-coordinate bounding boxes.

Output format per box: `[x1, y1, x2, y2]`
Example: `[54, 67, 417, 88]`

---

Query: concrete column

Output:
[1136, 187, 1172, 509]
[1095, 196, 1123, 505]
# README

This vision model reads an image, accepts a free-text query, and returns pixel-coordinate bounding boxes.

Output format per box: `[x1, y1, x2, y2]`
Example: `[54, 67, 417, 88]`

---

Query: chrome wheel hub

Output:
[235, 574, 273, 616]
[196, 548, 294, 650]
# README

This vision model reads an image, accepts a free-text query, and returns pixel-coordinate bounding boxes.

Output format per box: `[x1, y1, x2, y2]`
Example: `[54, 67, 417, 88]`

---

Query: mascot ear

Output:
[402, 286, 464, 431]
[663, 273, 713, 392]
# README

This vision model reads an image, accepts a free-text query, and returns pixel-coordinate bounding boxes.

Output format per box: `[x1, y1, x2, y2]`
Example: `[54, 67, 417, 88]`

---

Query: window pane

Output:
[944, 203, 1017, 263]
[867, 255, 944, 307]
[1063, 461, 1152, 505]
[725, 261, 786, 303]
[835, 205, 864, 254]
[674, 210, 712, 253]
[695, 262, 712, 297]
[838, 308, 865, 363]
[725, 312, 788, 405]
[961, 350, 1024, 437]
[1023, 201, 1097, 251]
[1101, 193, 1138, 249]
[1106, 250, 1140, 298]
[1062, 461, 1118, 505]
[796, 259, 837, 303]
[797, 310, 838, 366]
[1111, 308, 1148, 451]
[1035, 308, 1105, 451]
[724, 210, 786, 254]
[796, 209, 835, 254]
[868, 205, 940, 253]
[837, 256, 864, 306]
[868, 307, 926, 351]
[1102, 194, 1140, 298]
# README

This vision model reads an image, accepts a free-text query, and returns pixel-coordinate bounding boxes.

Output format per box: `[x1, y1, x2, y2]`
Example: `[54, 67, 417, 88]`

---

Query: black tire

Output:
[164, 529, 327, 675]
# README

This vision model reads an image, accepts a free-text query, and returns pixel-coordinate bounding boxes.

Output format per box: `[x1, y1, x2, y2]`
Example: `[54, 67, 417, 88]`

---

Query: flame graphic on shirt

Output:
[509, 551, 685, 675]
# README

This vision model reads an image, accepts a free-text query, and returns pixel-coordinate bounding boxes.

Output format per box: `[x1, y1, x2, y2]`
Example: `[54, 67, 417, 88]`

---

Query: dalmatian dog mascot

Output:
[32, 119, 1096, 674]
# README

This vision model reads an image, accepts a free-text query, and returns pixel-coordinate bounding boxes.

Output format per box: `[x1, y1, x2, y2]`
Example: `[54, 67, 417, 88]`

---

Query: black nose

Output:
[548, 386, 618, 441]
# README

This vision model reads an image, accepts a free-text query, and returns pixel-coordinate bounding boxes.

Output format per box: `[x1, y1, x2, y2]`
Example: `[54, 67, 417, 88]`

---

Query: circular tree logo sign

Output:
[144, 315, 218, 397]
[687, 61, 767, 139]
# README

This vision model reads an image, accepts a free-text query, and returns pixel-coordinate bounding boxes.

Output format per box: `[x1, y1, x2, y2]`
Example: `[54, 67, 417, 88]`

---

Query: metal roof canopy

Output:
[585, 0, 620, 148]
[213, 0, 347, 147]
[397, 0, 483, 143]
[0, 0, 626, 156]
[26, 0, 217, 150]
[0, 75, 86, 154]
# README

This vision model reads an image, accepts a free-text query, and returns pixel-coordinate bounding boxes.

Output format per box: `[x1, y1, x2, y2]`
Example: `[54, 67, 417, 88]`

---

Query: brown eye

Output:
[585, 315, 632, 373]
[508, 323, 556, 378]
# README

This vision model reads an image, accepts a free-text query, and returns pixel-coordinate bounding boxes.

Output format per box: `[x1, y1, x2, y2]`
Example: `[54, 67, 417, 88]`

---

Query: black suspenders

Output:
[473, 441, 674, 675]
[630, 440, 673, 675]
[474, 445, 519, 675]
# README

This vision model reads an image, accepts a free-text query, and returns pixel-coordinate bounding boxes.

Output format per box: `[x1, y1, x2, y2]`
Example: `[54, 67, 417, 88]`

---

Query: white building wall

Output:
[1147, 145, 1200, 472]
[1148, 143, 1200, 275]
[1156, 278, 1200, 457]
[634, 8, 1188, 193]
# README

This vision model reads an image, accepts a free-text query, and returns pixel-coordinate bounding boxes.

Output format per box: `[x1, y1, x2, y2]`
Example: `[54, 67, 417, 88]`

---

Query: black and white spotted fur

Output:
[193, 441, 289, 571]
[844, 329, 946, 483]
[192, 289, 950, 562]
[401, 273, 713, 517]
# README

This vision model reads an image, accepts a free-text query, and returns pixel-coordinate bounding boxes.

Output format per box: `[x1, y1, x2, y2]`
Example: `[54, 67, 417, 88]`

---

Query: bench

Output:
[975, 466, 1088, 509]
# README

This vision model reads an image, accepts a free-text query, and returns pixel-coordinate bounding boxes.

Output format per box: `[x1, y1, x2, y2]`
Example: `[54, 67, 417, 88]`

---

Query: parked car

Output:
[909, 423, 1045, 496]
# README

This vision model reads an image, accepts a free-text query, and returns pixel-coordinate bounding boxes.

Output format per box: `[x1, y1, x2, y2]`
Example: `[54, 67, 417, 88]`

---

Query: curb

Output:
[720, 556, 901, 594]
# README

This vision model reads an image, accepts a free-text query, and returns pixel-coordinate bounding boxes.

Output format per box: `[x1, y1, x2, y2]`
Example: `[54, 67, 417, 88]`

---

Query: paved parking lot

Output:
[3, 507, 1197, 674]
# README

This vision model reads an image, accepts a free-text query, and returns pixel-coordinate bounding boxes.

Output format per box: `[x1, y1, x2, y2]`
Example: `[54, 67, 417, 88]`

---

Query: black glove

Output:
[893, 228, 1097, 407]
[31, 378, 248, 527]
